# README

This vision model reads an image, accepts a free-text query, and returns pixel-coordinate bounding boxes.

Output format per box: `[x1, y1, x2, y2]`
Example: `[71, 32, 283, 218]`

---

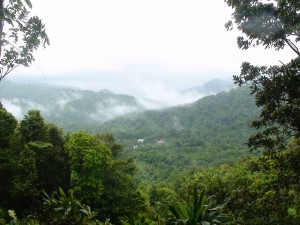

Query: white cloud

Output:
[8, 0, 296, 97]
[1, 98, 23, 119]
[1, 98, 49, 119]
[92, 105, 137, 121]
[131, 79, 204, 108]
[23, 0, 239, 74]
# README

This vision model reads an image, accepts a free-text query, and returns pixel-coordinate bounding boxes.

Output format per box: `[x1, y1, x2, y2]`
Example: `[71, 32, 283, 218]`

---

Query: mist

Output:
[0, 98, 48, 119]
[134, 81, 205, 109]
[0, 77, 234, 127]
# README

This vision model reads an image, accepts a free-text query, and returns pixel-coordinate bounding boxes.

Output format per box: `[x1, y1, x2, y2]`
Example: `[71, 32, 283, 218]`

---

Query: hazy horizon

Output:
[1, 74, 239, 123]
[7, 0, 295, 98]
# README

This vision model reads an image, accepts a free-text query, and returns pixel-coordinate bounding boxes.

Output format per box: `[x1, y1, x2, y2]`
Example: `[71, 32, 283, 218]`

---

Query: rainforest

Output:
[0, 0, 300, 224]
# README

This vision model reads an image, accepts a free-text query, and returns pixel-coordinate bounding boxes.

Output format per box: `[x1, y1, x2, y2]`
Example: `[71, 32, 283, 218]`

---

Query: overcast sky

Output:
[9, 0, 295, 97]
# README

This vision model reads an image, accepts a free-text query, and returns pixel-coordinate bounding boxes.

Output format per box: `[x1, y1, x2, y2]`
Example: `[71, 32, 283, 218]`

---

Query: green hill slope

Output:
[0, 79, 145, 129]
[97, 86, 259, 183]
[1, 80, 260, 184]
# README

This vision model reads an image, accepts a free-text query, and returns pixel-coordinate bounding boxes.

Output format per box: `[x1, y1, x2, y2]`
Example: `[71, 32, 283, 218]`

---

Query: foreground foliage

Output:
[224, 0, 300, 152]
[1, 104, 300, 224]
[167, 188, 228, 225]
[181, 147, 300, 225]
[41, 187, 96, 225]
[0, 108, 146, 224]
[0, 0, 49, 81]
[1, 0, 300, 224]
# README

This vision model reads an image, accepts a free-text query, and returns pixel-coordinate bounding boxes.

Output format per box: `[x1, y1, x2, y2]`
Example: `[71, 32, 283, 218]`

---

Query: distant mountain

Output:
[0, 79, 146, 129]
[0, 78, 237, 131]
[94, 86, 259, 183]
[0, 79, 260, 183]
[99, 89, 114, 94]
[184, 78, 235, 95]
[100, 86, 257, 142]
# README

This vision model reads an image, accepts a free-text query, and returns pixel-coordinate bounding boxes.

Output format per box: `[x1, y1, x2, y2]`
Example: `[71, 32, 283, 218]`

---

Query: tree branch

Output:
[284, 38, 300, 57]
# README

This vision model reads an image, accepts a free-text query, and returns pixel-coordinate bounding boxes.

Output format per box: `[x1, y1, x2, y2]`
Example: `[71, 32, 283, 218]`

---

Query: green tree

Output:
[185, 151, 300, 225]
[65, 131, 112, 206]
[94, 133, 147, 224]
[0, 108, 18, 210]
[224, 0, 300, 152]
[19, 110, 49, 143]
[27, 140, 69, 193]
[94, 132, 123, 158]
[0, 109, 39, 214]
[149, 183, 178, 220]
[0, 108, 17, 148]
[0, 111, 70, 214]
[0, 0, 49, 81]
[10, 144, 39, 214]
[225, 0, 300, 55]
[98, 158, 146, 224]
[47, 124, 70, 191]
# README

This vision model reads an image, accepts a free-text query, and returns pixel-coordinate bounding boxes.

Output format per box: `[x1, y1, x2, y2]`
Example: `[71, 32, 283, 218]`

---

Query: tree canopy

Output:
[0, 0, 49, 81]
[224, 0, 300, 153]
[225, 0, 300, 55]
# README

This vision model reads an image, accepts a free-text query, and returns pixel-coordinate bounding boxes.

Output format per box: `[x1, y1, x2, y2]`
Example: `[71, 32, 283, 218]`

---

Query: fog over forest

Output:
[1, 78, 234, 121]
[1, 0, 299, 224]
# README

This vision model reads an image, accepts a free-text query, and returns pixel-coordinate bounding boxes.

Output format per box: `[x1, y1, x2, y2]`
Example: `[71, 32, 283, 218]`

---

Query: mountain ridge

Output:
[0, 79, 260, 183]
[93, 86, 260, 183]
[0, 78, 236, 130]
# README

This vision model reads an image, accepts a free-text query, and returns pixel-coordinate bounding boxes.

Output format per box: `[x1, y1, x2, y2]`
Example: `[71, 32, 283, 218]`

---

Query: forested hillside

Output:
[0, 79, 145, 129]
[101, 86, 256, 141]
[1, 93, 299, 225]
[97, 86, 260, 183]
[0, 78, 234, 130]
[1, 0, 300, 224]
[1, 78, 260, 184]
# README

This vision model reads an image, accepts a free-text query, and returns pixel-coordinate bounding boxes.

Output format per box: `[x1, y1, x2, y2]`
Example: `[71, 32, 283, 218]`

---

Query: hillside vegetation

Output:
[0, 78, 233, 130]
[0, 79, 145, 129]
[1, 93, 299, 224]
[96, 86, 260, 183]
[1, 79, 261, 184]
[1, 0, 300, 224]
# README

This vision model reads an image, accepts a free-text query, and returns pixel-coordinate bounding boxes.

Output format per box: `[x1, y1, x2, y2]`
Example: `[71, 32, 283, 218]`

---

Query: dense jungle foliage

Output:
[98, 86, 260, 184]
[1, 0, 300, 224]
[0, 78, 233, 130]
[1, 91, 300, 224]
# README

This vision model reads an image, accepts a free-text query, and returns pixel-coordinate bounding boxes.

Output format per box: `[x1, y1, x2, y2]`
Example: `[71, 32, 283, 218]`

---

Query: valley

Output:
[1, 79, 259, 183]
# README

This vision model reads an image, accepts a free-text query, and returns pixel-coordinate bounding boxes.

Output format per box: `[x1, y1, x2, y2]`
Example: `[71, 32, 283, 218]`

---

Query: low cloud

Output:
[1, 98, 23, 119]
[131, 80, 204, 109]
[56, 91, 82, 109]
[1, 79, 212, 126]
[89, 103, 142, 122]
[1, 98, 49, 119]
